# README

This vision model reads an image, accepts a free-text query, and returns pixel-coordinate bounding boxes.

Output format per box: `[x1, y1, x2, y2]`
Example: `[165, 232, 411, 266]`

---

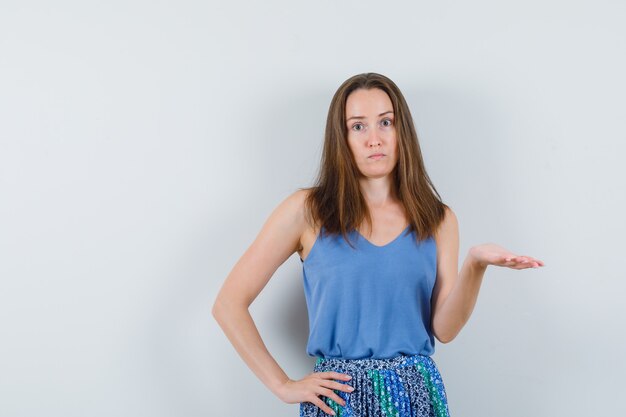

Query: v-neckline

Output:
[355, 224, 410, 248]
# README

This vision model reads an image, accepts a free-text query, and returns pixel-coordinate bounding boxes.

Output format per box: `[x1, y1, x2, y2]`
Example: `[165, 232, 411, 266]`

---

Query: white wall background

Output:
[1, 1, 624, 416]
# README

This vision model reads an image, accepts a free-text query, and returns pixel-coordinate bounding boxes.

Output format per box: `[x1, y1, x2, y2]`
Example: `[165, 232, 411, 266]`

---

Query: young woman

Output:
[212, 72, 544, 417]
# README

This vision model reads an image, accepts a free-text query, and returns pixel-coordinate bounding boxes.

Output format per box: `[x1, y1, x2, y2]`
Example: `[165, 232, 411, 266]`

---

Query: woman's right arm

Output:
[211, 190, 352, 415]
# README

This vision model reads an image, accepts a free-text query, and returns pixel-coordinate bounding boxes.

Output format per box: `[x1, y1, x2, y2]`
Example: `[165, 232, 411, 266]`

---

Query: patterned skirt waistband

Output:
[315, 353, 434, 371]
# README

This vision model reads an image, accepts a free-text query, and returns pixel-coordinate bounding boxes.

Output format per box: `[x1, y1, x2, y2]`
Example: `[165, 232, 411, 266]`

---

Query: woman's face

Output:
[345, 88, 398, 178]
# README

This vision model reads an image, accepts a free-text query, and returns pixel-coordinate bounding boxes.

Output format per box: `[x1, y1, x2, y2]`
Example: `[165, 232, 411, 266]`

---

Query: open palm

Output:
[469, 243, 544, 269]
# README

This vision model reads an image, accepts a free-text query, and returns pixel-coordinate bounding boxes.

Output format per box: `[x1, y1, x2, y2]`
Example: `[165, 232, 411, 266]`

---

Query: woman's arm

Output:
[430, 207, 544, 343]
[212, 190, 354, 415]
[212, 190, 306, 397]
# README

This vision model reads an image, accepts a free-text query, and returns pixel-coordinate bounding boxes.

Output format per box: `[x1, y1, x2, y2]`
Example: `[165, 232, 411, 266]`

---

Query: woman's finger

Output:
[319, 386, 346, 410]
[316, 373, 353, 391]
[504, 255, 543, 269]
[319, 378, 354, 393]
[518, 257, 543, 268]
[310, 395, 336, 416]
[318, 386, 346, 407]
[514, 261, 539, 269]
[318, 371, 352, 381]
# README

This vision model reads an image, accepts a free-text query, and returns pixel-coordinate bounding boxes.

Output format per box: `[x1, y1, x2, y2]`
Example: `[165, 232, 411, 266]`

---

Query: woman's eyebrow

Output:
[346, 110, 394, 122]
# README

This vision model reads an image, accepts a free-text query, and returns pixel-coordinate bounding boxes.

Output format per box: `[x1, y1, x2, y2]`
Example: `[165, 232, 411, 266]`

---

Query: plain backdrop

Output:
[1, 1, 625, 416]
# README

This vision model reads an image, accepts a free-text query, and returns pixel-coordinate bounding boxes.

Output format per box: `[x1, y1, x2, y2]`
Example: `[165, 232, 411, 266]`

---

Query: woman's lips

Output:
[369, 154, 385, 160]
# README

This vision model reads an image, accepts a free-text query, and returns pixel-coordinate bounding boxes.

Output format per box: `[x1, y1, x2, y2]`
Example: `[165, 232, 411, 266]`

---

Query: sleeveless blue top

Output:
[300, 225, 437, 360]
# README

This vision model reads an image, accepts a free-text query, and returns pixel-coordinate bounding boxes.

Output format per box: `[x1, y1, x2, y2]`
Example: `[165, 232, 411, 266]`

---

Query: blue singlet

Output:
[300, 225, 438, 359]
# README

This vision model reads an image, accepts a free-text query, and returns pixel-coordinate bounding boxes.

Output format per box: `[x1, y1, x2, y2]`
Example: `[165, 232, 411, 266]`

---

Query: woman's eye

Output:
[352, 123, 364, 131]
[381, 118, 393, 127]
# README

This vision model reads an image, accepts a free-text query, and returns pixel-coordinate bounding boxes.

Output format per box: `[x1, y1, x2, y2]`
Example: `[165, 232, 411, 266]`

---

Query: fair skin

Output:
[212, 87, 544, 416]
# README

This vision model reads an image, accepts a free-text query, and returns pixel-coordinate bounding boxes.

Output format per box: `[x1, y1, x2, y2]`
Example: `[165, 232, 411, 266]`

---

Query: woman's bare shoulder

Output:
[434, 205, 459, 239]
[283, 188, 320, 256]
[442, 205, 457, 224]
[273, 188, 315, 235]
[284, 188, 311, 218]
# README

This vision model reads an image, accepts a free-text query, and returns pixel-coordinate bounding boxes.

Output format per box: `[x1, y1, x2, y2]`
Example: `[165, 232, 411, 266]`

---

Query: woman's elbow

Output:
[211, 295, 249, 323]
[435, 333, 456, 344]
[432, 323, 457, 344]
[211, 296, 234, 322]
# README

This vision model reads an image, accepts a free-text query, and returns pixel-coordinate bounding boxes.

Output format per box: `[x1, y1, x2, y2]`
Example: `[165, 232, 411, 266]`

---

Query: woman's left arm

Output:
[430, 207, 545, 343]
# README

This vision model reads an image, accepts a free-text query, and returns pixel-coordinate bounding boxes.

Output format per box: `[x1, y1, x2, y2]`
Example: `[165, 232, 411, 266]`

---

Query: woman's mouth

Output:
[368, 153, 385, 160]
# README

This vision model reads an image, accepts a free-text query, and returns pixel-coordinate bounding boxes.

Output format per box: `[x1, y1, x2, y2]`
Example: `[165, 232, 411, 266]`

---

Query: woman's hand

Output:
[469, 243, 545, 269]
[276, 371, 354, 415]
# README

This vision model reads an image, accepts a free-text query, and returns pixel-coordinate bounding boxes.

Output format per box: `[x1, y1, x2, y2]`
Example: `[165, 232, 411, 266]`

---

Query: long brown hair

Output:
[300, 72, 448, 248]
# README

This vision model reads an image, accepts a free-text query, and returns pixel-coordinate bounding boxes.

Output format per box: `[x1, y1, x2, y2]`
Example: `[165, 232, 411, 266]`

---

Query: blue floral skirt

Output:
[299, 353, 451, 417]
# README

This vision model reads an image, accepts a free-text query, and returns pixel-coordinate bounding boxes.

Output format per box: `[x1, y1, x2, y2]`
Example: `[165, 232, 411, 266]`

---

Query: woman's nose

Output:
[366, 129, 382, 146]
